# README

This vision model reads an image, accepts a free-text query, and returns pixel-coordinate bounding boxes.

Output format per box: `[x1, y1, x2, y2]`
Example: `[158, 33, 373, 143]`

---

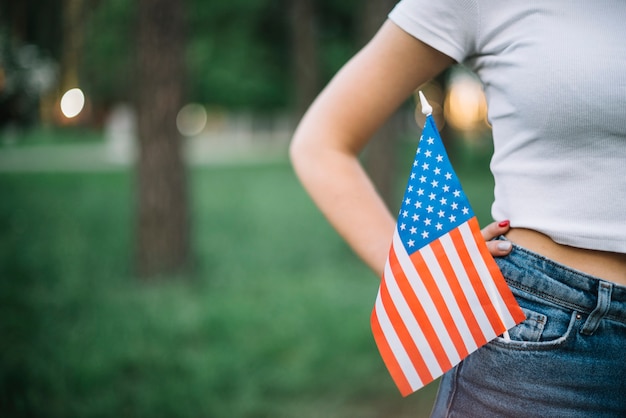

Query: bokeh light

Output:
[444, 73, 488, 132]
[176, 103, 207, 136]
[60, 88, 85, 118]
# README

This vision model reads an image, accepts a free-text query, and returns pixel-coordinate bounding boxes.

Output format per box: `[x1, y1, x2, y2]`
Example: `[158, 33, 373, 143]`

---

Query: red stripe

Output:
[379, 273, 433, 385]
[409, 247, 469, 360]
[388, 246, 452, 372]
[467, 218, 525, 323]
[449, 227, 507, 335]
[371, 308, 413, 396]
[429, 238, 488, 349]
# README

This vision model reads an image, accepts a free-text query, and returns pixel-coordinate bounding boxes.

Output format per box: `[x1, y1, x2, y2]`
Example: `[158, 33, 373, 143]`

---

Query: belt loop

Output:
[580, 282, 612, 336]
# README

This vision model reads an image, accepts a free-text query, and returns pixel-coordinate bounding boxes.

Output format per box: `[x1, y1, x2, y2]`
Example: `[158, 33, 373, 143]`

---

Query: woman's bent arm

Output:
[290, 21, 454, 276]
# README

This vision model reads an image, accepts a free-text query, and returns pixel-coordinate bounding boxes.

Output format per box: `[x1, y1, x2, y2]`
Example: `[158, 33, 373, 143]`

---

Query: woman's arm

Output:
[290, 20, 511, 277]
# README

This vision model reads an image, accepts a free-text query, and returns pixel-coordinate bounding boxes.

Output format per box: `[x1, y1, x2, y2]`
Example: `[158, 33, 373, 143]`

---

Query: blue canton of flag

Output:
[397, 116, 474, 253]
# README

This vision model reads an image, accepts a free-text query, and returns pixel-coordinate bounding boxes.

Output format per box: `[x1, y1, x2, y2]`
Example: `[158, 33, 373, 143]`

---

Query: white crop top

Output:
[389, 0, 626, 253]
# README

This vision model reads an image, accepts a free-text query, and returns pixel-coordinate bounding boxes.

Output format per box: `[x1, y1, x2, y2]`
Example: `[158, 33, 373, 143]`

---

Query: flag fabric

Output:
[371, 113, 525, 397]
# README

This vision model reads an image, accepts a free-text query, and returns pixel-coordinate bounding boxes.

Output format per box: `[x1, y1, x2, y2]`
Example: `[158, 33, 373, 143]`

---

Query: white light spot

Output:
[60, 88, 85, 118]
[176, 103, 207, 136]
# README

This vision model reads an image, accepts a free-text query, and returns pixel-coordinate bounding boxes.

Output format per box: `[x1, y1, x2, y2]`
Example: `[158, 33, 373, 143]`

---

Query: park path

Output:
[0, 133, 290, 173]
[0, 106, 294, 172]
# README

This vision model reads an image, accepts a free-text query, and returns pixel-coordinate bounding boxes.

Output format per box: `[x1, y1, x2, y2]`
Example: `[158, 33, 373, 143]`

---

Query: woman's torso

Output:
[506, 228, 626, 286]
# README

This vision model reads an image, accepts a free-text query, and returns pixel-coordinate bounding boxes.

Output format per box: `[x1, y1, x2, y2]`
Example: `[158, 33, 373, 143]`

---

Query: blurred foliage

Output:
[80, 0, 136, 106]
[0, 0, 366, 122]
[0, 31, 58, 127]
[79, 0, 362, 109]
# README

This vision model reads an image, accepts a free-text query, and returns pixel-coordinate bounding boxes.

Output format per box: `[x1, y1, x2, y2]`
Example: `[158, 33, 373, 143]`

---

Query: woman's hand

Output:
[482, 220, 513, 257]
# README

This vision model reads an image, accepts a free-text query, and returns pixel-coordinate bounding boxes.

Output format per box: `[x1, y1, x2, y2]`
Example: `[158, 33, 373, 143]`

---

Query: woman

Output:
[290, 0, 626, 416]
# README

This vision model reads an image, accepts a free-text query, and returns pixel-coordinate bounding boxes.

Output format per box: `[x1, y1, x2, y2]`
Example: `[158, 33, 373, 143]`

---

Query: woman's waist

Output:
[504, 228, 626, 286]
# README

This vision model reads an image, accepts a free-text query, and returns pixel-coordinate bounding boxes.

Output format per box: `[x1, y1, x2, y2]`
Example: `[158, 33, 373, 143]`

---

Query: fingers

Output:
[482, 220, 512, 257]
[481, 219, 510, 240]
[486, 239, 512, 257]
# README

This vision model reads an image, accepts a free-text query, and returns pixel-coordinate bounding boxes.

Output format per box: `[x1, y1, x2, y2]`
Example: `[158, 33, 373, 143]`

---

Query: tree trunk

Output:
[360, 0, 403, 209]
[135, 0, 190, 279]
[290, 0, 319, 118]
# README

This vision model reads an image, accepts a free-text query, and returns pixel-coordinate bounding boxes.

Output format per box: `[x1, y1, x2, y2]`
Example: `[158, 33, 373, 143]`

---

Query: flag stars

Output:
[396, 121, 475, 250]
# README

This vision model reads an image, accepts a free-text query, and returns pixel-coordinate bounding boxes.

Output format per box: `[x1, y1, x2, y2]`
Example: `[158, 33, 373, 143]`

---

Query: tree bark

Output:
[135, 0, 190, 279]
[290, 0, 319, 118]
[360, 0, 404, 209]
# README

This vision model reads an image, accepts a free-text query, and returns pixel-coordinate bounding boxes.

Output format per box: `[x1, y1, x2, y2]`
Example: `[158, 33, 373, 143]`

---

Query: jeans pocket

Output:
[506, 306, 546, 342]
[492, 292, 579, 351]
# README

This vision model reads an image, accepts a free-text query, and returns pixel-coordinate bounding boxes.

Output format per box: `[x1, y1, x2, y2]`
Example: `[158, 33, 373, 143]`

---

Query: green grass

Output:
[0, 156, 494, 417]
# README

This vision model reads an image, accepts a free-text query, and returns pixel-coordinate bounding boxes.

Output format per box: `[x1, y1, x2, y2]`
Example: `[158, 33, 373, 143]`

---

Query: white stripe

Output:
[421, 242, 478, 354]
[392, 230, 457, 368]
[420, 246, 465, 364]
[458, 222, 518, 328]
[374, 290, 422, 391]
[439, 232, 496, 342]
[383, 254, 442, 377]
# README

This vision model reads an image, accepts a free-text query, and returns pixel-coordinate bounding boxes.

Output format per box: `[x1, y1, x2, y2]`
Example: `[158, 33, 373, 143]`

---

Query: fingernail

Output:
[497, 241, 512, 251]
[498, 220, 510, 228]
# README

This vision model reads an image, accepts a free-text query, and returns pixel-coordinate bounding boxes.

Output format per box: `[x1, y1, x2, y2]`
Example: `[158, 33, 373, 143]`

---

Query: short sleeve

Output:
[388, 0, 478, 63]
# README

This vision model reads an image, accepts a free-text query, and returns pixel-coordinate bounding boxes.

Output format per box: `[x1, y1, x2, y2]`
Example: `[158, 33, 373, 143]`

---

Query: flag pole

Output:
[418, 91, 512, 342]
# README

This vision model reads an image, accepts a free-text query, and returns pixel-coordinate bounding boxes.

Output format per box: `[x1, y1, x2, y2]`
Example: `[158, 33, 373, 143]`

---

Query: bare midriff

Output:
[505, 228, 626, 287]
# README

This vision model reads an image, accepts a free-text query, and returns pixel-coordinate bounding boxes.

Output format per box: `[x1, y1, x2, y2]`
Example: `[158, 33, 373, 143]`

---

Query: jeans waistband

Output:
[496, 239, 626, 325]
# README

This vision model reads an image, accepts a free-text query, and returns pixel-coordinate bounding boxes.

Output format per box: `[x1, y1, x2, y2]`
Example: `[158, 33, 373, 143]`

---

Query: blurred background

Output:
[0, 0, 495, 416]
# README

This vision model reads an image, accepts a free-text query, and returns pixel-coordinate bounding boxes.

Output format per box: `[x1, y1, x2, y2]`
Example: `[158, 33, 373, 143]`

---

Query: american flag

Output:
[371, 111, 525, 397]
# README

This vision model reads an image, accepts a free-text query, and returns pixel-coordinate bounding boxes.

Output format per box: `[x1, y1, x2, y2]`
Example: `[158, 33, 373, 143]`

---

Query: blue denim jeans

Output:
[430, 240, 626, 417]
